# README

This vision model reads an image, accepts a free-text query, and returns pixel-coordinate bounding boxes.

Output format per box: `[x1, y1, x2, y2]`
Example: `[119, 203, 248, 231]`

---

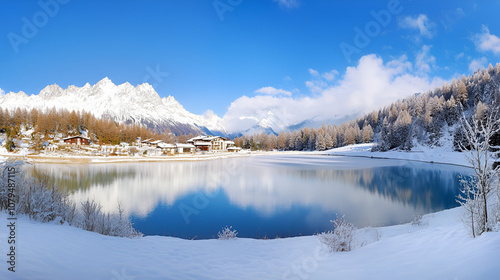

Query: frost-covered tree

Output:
[378, 117, 391, 151]
[444, 96, 459, 125]
[318, 215, 356, 252]
[394, 110, 412, 150]
[218, 226, 238, 240]
[293, 131, 303, 150]
[315, 133, 326, 151]
[457, 105, 500, 234]
[425, 96, 444, 146]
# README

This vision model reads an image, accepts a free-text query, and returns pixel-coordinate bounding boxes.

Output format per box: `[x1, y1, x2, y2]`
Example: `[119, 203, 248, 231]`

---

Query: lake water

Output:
[31, 155, 472, 239]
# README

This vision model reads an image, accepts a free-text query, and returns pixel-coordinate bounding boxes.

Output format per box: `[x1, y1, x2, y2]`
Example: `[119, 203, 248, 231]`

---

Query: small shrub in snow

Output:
[79, 198, 142, 237]
[218, 226, 238, 240]
[319, 215, 356, 252]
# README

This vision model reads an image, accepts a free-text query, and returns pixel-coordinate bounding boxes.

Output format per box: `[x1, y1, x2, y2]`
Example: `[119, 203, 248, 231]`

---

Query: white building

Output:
[186, 136, 239, 152]
[175, 143, 195, 154]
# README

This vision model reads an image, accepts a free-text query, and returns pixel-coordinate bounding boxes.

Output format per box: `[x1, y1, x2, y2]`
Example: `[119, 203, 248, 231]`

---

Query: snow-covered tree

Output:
[394, 110, 412, 150]
[315, 133, 326, 151]
[378, 117, 391, 151]
[293, 131, 303, 150]
[457, 105, 500, 235]
[444, 96, 459, 125]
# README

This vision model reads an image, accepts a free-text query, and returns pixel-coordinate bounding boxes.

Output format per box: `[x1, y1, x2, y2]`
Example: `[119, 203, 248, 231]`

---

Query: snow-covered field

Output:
[319, 143, 470, 167]
[2, 145, 499, 279]
[1, 206, 499, 280]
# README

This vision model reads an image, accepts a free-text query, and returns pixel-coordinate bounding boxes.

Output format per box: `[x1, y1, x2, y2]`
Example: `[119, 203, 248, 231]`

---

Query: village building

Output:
[186, 136, 210, 151]
[227, 146, 242, 152]
[156, 142, 195, 155]
[140, 138, 155, 147]
[157, 142, 176, 155]
[187, 136, 240, 152]
[175, 143, 195, 154]
[62, 135, 90, 145]
[225, 140, 241, 152]
[150, 140, 165, 146]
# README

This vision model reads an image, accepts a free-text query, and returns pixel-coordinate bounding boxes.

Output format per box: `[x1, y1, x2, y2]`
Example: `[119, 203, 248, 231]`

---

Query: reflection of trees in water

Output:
[28, 159, 470, 219]
[281, 165, 467, 211]
[28, 166, 137, 192]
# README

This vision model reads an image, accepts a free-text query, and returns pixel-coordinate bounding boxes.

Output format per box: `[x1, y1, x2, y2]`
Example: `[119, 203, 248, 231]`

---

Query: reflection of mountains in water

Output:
[29, 158, 471, 219]
[280, 164, 467, 211]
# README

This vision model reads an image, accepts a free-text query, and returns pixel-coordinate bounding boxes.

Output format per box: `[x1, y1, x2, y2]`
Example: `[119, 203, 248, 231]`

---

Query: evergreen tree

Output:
[394, 110, 412, 150]
[315, 133, 326, 151]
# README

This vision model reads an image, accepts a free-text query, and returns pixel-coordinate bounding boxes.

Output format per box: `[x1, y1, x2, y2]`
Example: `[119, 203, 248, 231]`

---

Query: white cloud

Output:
[308, 68, 319, 76]
[415, 45, 436, 73]
[322, 70, 339, 81]
[399, 14, 435, 39]
[305, 80, 327, 93]
[223, 54, 446, 133]
[255, 86, 293, 96]
[469, 57, 488, 72]
[474, 25, 500, 55]
[455, 52, 464, 60]
[0, 88, 4, 96]
[305, 69, 340, 93]
[273, 0, 299, 9]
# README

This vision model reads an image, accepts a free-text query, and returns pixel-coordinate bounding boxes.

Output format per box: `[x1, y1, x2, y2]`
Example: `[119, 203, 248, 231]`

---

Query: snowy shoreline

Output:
[0, 150, 305, 164]
[317, 143, 472, 168]
[1, 206, 499, 279]
[1, 143, 471, 168]
[1, 146, 499, 279]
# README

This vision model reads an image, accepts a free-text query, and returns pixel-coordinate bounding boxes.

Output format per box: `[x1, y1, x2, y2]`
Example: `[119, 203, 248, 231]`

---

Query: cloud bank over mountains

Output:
[222, 54, 447, 134]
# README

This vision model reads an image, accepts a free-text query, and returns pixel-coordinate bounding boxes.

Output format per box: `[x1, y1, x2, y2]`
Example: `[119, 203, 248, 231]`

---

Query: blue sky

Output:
[1, 0, 500, 125]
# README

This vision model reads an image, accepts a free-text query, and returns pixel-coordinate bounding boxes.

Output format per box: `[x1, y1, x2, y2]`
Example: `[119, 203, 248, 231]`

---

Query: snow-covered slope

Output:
[0, 78, 227, 136]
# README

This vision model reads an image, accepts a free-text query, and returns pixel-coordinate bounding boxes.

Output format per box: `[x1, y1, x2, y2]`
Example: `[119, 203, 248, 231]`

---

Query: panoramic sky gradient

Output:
[1, 0, 500, 128]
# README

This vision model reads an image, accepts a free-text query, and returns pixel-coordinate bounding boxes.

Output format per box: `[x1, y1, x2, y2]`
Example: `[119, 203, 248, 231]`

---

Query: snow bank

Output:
[320, 143, 470, 167]
[1, 207, 499, 280]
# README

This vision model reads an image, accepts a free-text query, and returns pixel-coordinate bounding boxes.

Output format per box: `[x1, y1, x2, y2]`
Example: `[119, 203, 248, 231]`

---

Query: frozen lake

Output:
[31, 155, 473, 239]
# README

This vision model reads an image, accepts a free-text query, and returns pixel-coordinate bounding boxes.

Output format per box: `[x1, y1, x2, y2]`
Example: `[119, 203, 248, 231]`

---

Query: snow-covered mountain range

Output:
[0, 78, 227, 136]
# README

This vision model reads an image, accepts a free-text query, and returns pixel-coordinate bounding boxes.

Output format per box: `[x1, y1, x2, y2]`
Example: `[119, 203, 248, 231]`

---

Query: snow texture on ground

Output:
[319, 143, 470, 167]
[1, 206, 499, 280]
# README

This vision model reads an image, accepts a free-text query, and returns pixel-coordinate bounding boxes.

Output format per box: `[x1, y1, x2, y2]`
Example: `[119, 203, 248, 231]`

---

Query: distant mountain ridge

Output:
[0, 77, 227, 136]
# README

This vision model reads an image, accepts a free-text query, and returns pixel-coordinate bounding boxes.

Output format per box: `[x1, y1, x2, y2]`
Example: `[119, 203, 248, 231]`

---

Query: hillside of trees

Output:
[0, 107, 196, 150]
[234, 63, 500, 152]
